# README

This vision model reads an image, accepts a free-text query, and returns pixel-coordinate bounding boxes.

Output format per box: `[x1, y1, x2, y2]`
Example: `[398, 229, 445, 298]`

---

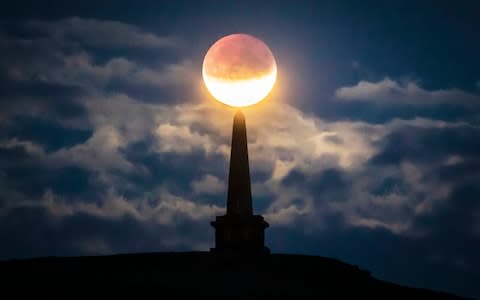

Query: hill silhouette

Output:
[0, 252, 468, 299]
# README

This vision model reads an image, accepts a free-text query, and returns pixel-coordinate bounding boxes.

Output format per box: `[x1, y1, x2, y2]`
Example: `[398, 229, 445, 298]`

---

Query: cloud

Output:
[0, 138, 46, 158]
[328, 162, 441, 235]
[0, 94, 378, 230]
[52, 125, 136, 173]
[5, 89, 477, 236]
[191, 174, 225, 195]
[0, 18, 197, 138]
[342, 122, 480, 235]
[2, 187, 224, 225]
[26, 17, 179, 49]
[0, 18, 194, 117]
[4, 49, 195, 91]
[155, 123, 215, 154]
[335, 78, 480, 106]
[3, 78, 479, 239]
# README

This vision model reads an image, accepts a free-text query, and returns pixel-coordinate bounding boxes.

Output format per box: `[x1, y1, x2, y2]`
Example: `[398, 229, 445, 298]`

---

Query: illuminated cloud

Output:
[51, 125, 136, 173]
[3, 88, 478, 236]
[191, 175, 225, 195]
[155, 123, 215, 154]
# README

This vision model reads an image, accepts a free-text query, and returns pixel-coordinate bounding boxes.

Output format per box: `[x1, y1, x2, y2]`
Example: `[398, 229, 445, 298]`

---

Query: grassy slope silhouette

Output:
[0, 252, 468, 299]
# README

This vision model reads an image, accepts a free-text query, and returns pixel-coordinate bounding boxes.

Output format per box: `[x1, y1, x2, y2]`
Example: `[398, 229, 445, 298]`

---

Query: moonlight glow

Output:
[202, 34, 277, 107]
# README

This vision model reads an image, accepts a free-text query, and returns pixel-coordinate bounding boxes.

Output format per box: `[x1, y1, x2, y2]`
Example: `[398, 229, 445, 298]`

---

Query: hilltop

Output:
[0, 252, 468, 299]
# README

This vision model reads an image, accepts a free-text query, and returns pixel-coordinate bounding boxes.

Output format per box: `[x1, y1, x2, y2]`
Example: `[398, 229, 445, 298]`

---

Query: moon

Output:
[202, 34, 277, 107]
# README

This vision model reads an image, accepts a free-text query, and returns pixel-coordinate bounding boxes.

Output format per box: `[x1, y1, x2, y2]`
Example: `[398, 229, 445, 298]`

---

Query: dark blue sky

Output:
[1, 1, 479, 298]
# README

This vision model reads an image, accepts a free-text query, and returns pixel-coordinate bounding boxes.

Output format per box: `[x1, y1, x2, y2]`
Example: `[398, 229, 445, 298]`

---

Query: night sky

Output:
[1, 1, 479, 298]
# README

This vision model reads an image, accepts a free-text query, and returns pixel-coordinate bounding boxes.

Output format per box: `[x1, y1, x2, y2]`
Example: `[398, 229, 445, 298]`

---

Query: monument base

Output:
[211, 214, 269, 255]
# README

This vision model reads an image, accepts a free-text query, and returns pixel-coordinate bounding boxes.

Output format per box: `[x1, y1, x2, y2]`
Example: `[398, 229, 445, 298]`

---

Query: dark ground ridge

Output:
[0, 251, 471, 299]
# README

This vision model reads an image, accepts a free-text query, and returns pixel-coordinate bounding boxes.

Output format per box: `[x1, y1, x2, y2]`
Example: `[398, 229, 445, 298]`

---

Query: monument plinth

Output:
[211, 111, 269, 255]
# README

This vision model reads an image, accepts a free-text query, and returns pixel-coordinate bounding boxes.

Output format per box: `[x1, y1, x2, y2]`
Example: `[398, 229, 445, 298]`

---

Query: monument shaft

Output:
[211, 110, 269, 255]
[227, 111, 253, 215]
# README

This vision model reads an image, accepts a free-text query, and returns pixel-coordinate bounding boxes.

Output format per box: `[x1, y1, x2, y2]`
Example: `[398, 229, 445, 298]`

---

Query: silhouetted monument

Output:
[211, 110, 269, 254]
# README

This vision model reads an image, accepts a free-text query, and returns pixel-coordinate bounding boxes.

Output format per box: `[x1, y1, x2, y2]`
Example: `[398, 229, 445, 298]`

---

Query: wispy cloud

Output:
[26, 17, 179, 49]
[335, 78, 480, 107]
[1, 188, 223, 225]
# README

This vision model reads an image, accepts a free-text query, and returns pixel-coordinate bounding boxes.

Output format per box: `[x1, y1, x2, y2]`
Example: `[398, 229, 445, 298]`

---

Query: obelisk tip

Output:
[234, 109, 245, 120]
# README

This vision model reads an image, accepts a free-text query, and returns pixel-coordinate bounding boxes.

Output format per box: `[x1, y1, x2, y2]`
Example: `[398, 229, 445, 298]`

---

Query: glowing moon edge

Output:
[202, 67, 277, 107]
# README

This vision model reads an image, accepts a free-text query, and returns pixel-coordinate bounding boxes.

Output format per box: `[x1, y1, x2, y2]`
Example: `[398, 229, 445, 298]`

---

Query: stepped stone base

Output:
[211, 214, 269, 255]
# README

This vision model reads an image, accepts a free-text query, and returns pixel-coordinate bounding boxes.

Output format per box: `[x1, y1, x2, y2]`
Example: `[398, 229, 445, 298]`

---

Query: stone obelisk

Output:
[211, 110, 269, 255]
